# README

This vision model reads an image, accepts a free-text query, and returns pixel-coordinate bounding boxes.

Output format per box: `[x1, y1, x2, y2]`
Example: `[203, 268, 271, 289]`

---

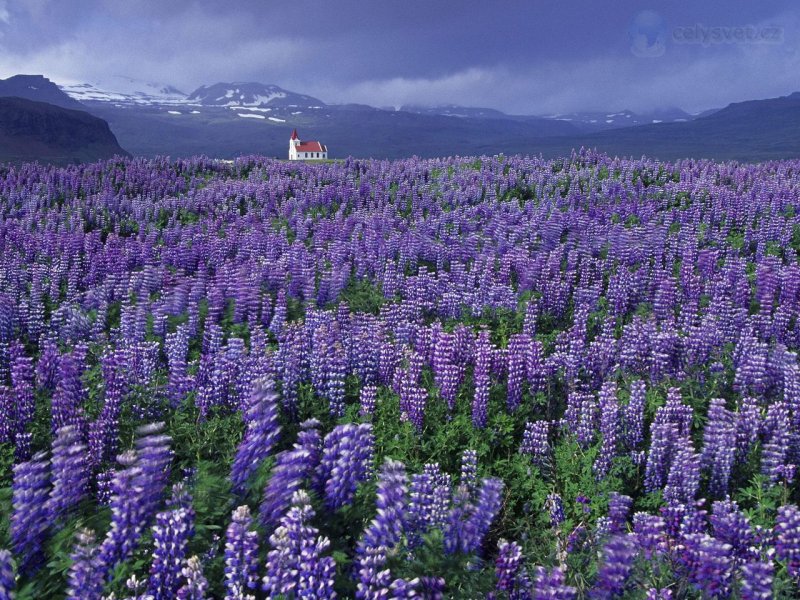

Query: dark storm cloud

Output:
[0, 0, 796, 113]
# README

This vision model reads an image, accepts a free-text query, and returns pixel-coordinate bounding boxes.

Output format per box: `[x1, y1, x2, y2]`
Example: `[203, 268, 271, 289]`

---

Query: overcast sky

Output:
[0, 0, 797, 114]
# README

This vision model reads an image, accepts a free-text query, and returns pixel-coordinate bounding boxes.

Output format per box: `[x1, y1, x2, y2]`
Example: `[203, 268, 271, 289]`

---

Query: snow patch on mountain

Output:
[60, 76, 187, 106]
[187, 82, 325, 108]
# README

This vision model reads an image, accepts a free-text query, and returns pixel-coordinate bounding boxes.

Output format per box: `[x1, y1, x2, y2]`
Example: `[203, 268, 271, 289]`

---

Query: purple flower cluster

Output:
[230, 380, 281, 494]
[224, 506, 260, 600]
[11, 451, 50, 574]
[67, 529, 104, 600]
[100, 423, 173, 572]
[4, 151, 800, 597]
[316, 422, 375, 511]
[0, 549, 16, 599]
[264, 490, 337, 599]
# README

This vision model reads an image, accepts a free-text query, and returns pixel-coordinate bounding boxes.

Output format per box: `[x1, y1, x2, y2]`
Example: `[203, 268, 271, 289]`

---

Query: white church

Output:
[288, 129, 328, 160]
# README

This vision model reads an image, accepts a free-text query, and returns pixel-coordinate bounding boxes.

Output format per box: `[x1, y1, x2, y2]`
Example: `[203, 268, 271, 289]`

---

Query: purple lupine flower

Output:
[88, 347, 126, 468]
[663, 437, 700, 504]
[97, 459, 138, 571]
[774, 504, 800, 579]
[358, 459, 408, 555]
[317, 423, 374, 511]
[100, 423, 173, 571]
[264, 489, 337, 599]
[445, 477, 504, 555]
[230, 380, 281, 494]
[0, 549, 16, 600]
[355, 545, 419, 599]
[165, 324, 191, 406]
[95, 469, 114, 505]
[472, 329, 492, 429]
[401, 380, 428, 433]
[526, 339, 546, 396]
[407, 463, 451, 548]
[507, 334, 530, 413]
[224, 506, 260, 600]
[0, 387, 13, 446]
[564, 390, 597, 449]
[177, 556, 208, 600]
[522, 299, 539, 339]
[359, 384, 378, 417]
[680, 533, 733, 599]
[48, 424, 89, 523]
[622, 380, 645, 452]
[460, 448, 479, 496]
[594, 381, 620, 480]
[632, 513, 667, 559]
[311, 321, 348, 417]
[13, 431, 31, 463]
[590, 534, 637, 599]
[147, 504, 195, 600]
[735, 396, 761, 461]
[739, 561, 774, 600]
[709, 499, 759, 563]
[396, 348, 426, 431]
[761, 404, 793, 484]
[520, 420, 550, 470]
[644, 389, 693, 492]
[269, 290, 287, 338]
[50, 350, 86, 433]
[10, 451, 50, 574]
[661, 500, 708, 539]
[645, 589, 672, 600]
[260, 419, 322, 530]
[419, 575, 446, 599]
[327, 339, 348, 418]
[532, 565, 576, 599]
[135, 422, 174, 518]
[606, 493, 632, 535]
[546, 493, 565, 528]
[67, 529, 104, 600]
[35, 339, 59, 392]
[495, 539, 530, 598]
[701, 398, 737, 497]
[432, 331, 461, 412]
[10, 349, 35, 449]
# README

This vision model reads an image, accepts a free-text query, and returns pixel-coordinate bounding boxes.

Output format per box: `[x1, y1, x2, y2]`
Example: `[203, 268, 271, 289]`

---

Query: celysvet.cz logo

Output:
[629, 11, 668, 57]
[672, 24, 783, 46]
[629, 10, 783, 57]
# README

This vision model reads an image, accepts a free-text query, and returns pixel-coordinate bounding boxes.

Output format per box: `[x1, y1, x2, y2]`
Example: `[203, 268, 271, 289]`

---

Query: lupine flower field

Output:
[1, 150, 800, 598]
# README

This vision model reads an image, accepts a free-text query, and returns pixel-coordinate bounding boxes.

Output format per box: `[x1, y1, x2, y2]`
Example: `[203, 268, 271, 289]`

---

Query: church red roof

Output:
[296, 141, 327, 152]
[290, 128, 299, 140]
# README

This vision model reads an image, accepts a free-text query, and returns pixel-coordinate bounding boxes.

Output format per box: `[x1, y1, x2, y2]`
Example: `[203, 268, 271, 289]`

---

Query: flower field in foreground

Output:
[0, 151, 799, 598]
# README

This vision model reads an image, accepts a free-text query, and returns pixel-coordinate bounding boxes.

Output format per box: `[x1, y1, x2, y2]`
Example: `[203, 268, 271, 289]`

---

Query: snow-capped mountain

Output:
[543, 107, 695, 131]
[59, 76, 188, 106]
[186, 82, 325, 108]
[400, 104, 510, 119]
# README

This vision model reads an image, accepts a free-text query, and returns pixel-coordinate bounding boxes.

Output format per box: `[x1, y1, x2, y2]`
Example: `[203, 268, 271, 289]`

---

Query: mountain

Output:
[0, 75, 86, 110]
[525, 91, 800, 162]
[60, 76, 187, 106]
[402, 104, 701, 132]
[541, 107, 696, 131]
[0, 97, 129, 165]
[80, 101, 581, 159]
[49, 73, 800, 162]
[186, 82, 325, 108]
[400, 104, 511, 119]
[57, 77, 579, 159]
